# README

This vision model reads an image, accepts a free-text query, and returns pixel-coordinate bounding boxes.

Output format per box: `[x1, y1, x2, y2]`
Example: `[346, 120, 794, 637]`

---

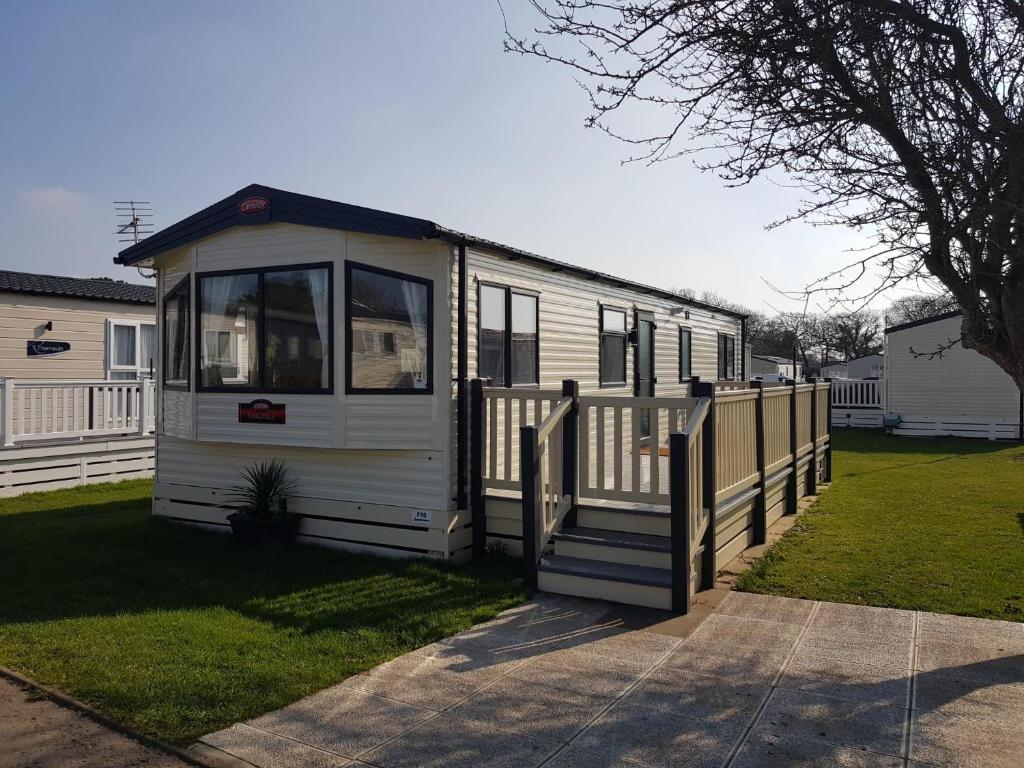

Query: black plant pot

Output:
[227, 512, 300, 544]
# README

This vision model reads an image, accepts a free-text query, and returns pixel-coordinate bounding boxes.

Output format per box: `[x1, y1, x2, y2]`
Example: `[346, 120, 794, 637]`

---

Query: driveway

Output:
[197, 592, 1024, 768]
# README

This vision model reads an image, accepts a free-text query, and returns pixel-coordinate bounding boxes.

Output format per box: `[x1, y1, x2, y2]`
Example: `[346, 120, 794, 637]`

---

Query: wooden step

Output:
[536, 554, 672, 610]
[553, 527, 671, 569]
[576, 502, 670, 537]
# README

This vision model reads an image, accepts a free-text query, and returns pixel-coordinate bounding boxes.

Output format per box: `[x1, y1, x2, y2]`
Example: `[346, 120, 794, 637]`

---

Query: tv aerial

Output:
[113, 201, 154, 245]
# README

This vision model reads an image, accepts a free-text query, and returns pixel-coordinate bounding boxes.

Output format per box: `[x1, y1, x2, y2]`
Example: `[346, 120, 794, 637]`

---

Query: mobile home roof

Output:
[115, 184, 747, 320]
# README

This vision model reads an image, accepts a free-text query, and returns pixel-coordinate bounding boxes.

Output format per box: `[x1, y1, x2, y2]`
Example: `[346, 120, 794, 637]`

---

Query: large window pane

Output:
[112, 324, 136, 367]
[602, 308, 626, 334]
[348, 265, 431, 392]
[479, 284, 506, 384]
[199, 273, 260, 388]
[511, 292, 537, 385]
[164, 280, 190, 386]
[718, 333, 736, 380]
[599, 307, 627, 386]
[266, 268, 330, 391]
[140, 324, 155, 375]
[679, 328, 692, 380]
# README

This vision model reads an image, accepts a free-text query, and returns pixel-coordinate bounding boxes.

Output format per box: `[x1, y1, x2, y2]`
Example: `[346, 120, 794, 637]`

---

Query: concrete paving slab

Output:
[914, 671, 1024, 729]
[245, 687, 433, 758]
[359, 713, 557, 768]
[557, 625, 682, 666]
[795, 626, 913, 671]
[201, 723, 351, 768]
[509, 647, 653, 698]
[340, 651, 499, 709]
[731, 730, 904, 768]
[623, 665, 769, 722]
[915, 639, 1024, 685]
[448, 675, 614, 742]
[680, 614, 804, 656]
[910, 709, 1024, 768]
[571, 699, 744, 768]
[754, 688, 907, 757]
[716, 591, 815, 626]
[780, 653, 912, 707]
[661, 645, 789, 685]
[917, 612, 1024, 650]
[541, 745, 651, 768]
[810, 602, 914, 638]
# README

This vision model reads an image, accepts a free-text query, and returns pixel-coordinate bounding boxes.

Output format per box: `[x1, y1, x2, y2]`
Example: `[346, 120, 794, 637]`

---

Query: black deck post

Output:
[808, 377, 819, 495]
[469, 379, 486, 561]
[561, 379, 580, 528]
[520, 424, 539, 590]
[693, 381, 717, 590]
[751, 379, 767, 545]
[669, 431, 690, 614]
[785, 378, 798, 514]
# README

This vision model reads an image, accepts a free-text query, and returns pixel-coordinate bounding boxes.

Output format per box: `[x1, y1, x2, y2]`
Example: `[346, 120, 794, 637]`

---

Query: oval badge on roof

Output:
[239, 197, 270, 216]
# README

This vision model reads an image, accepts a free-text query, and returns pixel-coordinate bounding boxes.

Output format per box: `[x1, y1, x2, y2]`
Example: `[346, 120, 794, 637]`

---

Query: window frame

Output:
[717, 332, 736, 380]
[345, 260, 434, 396]
[475, 281, 540, 388]
[195, 261, 334, 395]
[678, 326, 693, 383]
[598, 304, 629, 388]
[162, 276, 191, 390]
[107, 319, 157, 380]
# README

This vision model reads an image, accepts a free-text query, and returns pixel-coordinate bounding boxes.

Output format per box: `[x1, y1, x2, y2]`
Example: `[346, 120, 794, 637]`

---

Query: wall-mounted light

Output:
[627, 329, 638, 346]
[44, 321, 53, 332]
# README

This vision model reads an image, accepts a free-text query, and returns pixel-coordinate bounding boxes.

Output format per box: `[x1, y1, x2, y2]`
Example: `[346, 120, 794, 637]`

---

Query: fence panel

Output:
[713, 390, 759, 503]
[763, 388, 792, 474]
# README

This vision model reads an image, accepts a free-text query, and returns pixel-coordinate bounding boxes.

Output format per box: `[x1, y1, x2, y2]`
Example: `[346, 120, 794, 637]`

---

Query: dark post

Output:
[669, 431, 690, 614]
[693, 381, 717, 589]
[785, 378, 798, 514]
[561, 379, 580, 528]
[689, 375, 700, 398]
[456, 243, 468, 510]
[88, 386, 95, 430]
[520, 424, 539, 590]
[808, 377, 819, 495]
[469, 379, 486, 561]
[825, 378, 834, 482]
[751, 379, 767, 544]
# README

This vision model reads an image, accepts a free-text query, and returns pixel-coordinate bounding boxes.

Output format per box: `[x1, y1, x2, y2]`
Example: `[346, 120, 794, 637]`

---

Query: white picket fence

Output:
[0, 378, 156, 447]
[830, 378, 885, 410]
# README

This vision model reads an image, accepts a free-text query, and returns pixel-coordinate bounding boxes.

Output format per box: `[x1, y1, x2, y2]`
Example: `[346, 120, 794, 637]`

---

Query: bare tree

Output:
[885, 293, 960, 326]
[506, 1, 1024, 389]
[829, 310, 884, 359]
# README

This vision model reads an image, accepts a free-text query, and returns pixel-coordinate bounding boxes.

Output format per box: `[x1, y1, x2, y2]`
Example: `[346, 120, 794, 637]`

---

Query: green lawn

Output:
[0, 480, 525, 745]
[739, 429, 1024, 621]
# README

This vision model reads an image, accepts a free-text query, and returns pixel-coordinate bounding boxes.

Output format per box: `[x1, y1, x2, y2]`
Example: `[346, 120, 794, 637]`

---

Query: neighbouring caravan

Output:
[847, 352, 885, 379]
[115, 184, 748, 562]
[886, 312, 1022, 439]
[750, 354, 802, 380]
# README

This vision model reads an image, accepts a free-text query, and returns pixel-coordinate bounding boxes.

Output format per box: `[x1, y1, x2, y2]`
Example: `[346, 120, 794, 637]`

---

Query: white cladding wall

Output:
[887, 316, 1019, 420]
[0, 293, 154, 379]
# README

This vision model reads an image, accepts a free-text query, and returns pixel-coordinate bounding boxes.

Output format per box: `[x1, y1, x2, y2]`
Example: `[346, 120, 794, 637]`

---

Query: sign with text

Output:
[238, 399, 286, 424]
[27, 340, 70, 357]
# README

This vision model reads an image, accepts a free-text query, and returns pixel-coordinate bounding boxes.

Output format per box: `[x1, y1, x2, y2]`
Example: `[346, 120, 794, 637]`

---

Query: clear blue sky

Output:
[0, 0, 881, 311]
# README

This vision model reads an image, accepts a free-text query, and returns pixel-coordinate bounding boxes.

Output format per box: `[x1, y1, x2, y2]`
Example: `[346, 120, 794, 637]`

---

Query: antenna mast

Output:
[113, 201, 154, 245]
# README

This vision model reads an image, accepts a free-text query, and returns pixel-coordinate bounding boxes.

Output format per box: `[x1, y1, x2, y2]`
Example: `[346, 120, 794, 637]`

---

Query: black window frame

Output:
[195, 261, 334, 395]
[717, 332, 736, 380]
[163, 276, 191, 390]
[599, 304, 629, 388]
[345, 260, 434, 395]
[475, 281, 540, 388]
[678, 326, 693, 382]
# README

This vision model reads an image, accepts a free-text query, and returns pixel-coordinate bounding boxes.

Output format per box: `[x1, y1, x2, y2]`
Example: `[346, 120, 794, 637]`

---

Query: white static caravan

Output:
[115, 184, 747, 563]
[847, 352, 885, 380]
[886, 312, 1022, 439]
[750, 354, 802, 381]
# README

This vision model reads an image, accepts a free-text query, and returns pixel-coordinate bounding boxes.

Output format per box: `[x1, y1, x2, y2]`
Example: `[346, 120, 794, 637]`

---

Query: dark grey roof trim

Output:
[0, 270, 155, 305]
[884, 311, 962, 335]
[116, 184, 747, 320]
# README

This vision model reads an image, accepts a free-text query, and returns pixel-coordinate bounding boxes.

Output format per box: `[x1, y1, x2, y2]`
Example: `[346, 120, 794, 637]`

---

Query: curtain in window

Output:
[200, 273, 258, 387]
[306, 268, 331, 388]
[112, 325, 136, 367]
[139, 325, 155, 375]
[401, 279, 429, 387]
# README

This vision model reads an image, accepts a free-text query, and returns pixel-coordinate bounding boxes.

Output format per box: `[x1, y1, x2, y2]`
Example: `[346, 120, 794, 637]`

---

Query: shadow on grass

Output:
[832, 429, 1011, 457]
[0, 493, 523, 635]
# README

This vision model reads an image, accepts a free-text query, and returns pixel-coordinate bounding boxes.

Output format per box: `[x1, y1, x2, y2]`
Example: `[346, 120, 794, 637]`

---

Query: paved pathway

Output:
[0, 676, 190, 768]
[198, 592, 1024, 768]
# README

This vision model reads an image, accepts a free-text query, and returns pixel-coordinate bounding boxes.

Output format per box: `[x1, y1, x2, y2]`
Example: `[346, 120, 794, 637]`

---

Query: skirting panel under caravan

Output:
[892, 415, 1021, 440]
[0, 437, 154, 498]
[153, 436, 470, 561]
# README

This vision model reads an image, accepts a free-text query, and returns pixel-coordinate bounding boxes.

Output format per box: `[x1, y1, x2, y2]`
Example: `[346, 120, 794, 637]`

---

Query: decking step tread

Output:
[537, 554, 672, 589]
[578, 498, 670, 517]
[553, 527, 671, 552]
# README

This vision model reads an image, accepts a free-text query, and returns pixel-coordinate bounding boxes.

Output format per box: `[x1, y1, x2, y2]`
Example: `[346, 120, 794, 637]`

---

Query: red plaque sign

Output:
[238, 197, 270, 216]
[238, 399, 286, 424]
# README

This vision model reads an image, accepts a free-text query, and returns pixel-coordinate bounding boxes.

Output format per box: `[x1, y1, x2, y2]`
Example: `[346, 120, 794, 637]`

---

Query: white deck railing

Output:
[830, 378, 885, 410]
[0, 378, 156, 447]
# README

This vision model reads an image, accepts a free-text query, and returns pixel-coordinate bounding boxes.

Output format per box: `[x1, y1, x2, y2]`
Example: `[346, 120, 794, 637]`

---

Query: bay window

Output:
[477, 283, 538, 387]
[164, 277, 190, 387]
[197, 263, 332, 393]
[346, 262, 432, 393]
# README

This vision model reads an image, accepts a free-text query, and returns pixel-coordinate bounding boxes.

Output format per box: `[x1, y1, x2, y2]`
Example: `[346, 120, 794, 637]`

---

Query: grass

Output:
[738, 429, 1024, 621]
[0, 480, 526, 745]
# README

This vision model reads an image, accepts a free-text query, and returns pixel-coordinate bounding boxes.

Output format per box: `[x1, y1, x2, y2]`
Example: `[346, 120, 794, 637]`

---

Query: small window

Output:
[108, 320, 157, 380]
[197, 263, 332, 393]
[718, 333, 736, 380]
[163, 278, 190, 387]
[679, 328, 692, 381]
[477, 284, 539, 386]
[599, 306, 627, 386]
[346, 262, 432, 393]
